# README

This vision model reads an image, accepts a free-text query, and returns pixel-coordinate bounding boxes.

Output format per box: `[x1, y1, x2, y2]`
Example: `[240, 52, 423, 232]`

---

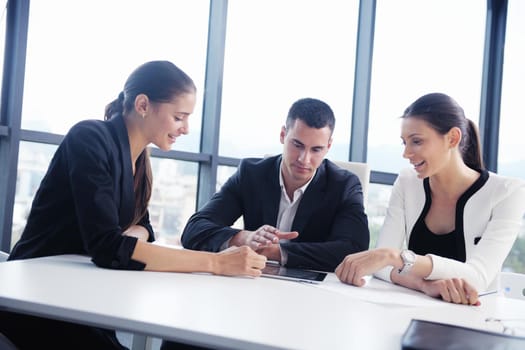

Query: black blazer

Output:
[181, 155, 369, 271]
[9, 115, 154, 269]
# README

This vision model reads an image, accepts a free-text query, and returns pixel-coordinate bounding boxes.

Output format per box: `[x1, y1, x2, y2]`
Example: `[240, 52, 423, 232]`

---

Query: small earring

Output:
[142, 114, 146, 119]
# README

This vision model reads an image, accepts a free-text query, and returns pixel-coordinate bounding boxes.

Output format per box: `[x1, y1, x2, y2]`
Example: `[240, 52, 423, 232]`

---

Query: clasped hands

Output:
[230, 225, 299, 261]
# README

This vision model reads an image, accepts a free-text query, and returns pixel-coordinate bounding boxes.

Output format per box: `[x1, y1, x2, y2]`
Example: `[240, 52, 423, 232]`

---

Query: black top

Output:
[408, 170, 489, 262]
[8, 114, 154, 270]
[181, 155, 370, 272]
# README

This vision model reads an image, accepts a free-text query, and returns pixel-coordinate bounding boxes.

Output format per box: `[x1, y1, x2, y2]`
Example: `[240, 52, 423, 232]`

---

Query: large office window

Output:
[13, 142, 57, 247]
[367, 183, 392, 248]
[220, 0, 358, 161]
[500, 0, 525, 274]
[499, 0, 525, 180]
[21, 0, 208, 153]
[217, 165, 243, 229]
[12, 0, 210, 246]
[149, 158, 198, 246]
[217, 165, 237, 193]
[368, 0, 486, 174]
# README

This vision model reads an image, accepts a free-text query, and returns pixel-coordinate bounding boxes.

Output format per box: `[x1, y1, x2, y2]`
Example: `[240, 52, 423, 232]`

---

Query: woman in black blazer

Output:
[1, 61, 266, 349]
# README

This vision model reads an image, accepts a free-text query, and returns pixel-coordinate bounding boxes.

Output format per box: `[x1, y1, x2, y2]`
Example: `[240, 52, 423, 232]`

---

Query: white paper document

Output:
[314, 274, 447, 308]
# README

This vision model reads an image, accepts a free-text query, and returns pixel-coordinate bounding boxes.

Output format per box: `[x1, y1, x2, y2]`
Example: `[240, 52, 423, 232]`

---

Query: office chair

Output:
[331, 160, 370, 209]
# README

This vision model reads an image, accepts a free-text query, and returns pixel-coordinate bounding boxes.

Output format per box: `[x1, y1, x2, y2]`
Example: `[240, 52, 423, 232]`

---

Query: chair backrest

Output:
[331, 160, 370, 209]
[0, 251, 9, 262]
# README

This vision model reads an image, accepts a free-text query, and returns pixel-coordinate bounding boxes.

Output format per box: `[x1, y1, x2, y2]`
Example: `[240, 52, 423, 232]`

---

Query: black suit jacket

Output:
[181, 155, 369, 271]
[9, 115, 154, 269]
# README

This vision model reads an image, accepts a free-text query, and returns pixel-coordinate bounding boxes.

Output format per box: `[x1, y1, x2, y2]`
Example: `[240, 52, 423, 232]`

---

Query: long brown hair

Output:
[104, 61, 196, 227]
[402, 93, 484, 171]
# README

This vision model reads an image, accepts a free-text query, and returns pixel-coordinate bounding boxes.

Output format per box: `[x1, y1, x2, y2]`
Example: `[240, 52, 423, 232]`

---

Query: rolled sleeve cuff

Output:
[92, 236, 146, 270]
[423, 254, 443, 280]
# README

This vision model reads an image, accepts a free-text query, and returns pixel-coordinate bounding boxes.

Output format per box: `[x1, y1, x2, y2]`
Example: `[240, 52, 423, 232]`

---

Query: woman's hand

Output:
[421, 278, 479, 305]
[213, 246, 267, 277]
[335, 248, 399, 286]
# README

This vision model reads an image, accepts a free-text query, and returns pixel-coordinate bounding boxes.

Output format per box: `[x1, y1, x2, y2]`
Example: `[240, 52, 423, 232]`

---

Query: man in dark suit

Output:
[181, 98, 369, 272]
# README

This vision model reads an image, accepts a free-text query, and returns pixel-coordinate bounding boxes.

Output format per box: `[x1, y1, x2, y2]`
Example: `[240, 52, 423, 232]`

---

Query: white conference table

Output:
[0, 254, 524, 350]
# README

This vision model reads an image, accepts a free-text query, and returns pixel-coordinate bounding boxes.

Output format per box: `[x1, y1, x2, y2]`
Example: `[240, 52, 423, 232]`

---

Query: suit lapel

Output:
[262, 156, 282, 226]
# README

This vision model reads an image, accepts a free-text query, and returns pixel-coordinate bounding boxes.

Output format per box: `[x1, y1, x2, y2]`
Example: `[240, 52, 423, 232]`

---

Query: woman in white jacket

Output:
[336, 92, 525, 305]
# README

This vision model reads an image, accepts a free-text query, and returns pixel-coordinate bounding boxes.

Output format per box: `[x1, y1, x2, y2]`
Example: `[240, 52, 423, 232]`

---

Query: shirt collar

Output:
[278, 160, 316, 195]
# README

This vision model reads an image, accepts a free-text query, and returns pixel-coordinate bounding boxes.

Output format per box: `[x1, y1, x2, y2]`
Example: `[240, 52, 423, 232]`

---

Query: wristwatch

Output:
[398, 249, 416, 275]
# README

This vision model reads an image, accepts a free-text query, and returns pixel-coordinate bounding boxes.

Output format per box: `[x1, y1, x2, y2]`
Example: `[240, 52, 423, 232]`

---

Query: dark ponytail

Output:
[104, 91, 125, 121]
[462, 119, 484, 170]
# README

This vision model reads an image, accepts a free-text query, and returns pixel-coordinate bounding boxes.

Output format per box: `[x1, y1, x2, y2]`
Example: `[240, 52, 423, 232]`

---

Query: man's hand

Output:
[256, 244, 282, 261]
[230, 225, 298, 250]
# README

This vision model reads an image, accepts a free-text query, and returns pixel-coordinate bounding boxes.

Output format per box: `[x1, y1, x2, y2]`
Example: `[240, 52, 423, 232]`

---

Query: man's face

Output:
[280, 119, 332, 189]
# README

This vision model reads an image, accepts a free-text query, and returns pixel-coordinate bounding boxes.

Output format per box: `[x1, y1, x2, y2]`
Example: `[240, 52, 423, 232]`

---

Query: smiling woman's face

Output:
[146, 92, 196, 151]
[400, 116, 454, 179]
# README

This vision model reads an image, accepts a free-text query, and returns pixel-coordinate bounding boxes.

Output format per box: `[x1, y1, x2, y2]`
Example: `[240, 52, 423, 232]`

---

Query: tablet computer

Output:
[261, 263, 327, 283]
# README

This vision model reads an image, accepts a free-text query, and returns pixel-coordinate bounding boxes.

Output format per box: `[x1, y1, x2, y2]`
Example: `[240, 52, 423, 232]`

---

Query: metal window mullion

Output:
[197, 0, 228, 210]
[349, 0, 376, 164]
[0, 0, 30, 252]
[479, 0, 508, 172]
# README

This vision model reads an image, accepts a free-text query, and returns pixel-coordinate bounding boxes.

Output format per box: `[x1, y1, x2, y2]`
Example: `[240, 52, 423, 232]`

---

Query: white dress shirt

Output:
[277, 162, 315, 264]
